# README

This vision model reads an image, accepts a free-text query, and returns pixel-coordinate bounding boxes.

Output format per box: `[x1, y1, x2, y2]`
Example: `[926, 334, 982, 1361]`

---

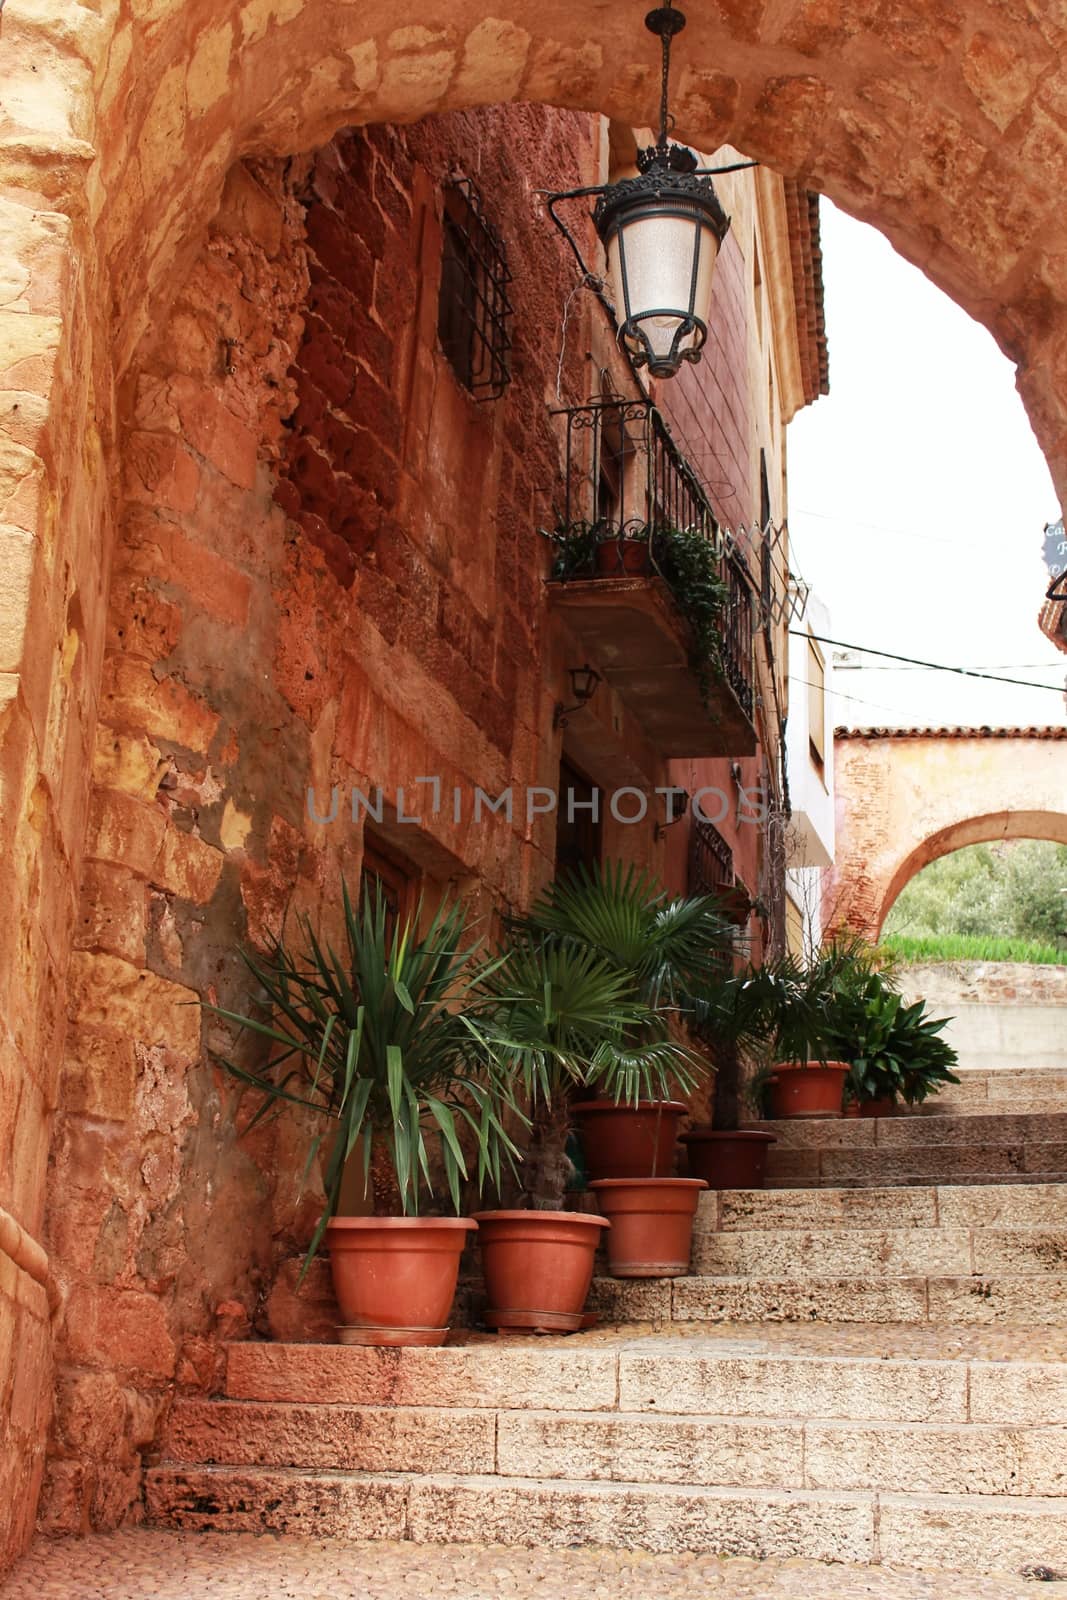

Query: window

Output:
[807, 635, 826, 775]
[360, 836, 415, 944]
[437, 178, 512, 401]
[555, 759, 601, 879]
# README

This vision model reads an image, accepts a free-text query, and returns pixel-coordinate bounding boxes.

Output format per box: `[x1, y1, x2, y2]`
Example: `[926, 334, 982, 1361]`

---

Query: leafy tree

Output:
[884, 840, 1067, 948]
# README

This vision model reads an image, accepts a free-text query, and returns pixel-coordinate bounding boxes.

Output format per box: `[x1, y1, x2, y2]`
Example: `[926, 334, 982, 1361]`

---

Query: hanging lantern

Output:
[544, 1, 741, 381]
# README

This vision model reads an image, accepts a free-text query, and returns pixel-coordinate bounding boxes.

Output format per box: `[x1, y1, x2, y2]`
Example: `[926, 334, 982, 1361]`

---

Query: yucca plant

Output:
[203, 882, 521, 1265]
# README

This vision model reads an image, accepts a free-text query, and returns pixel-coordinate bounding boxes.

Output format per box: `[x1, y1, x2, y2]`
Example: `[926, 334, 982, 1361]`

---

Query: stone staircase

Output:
[906, 1067, 1067, 1118]
[148, 1327, 1067, 1574]
[754, 1107, 1067, 1189]
[147, 1077, 1067, 1578]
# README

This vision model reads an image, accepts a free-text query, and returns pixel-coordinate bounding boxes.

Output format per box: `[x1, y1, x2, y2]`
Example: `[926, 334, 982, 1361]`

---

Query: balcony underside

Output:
[548, 577, 757, 758]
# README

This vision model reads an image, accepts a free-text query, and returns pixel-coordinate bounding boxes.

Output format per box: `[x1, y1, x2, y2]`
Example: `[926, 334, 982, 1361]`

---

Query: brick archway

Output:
[827, 728, 1067, 939]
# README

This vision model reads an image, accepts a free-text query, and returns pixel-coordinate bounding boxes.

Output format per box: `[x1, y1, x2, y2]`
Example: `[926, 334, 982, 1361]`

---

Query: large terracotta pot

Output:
[572, 1099, 686, 1180]
[324, 1216, 476, 1347]
[473, 1209, 609, 1333]
[768, 1062, 850, 1119]
[682, 1128, 777, 1190]
[589, 1178, 706, 1277]
[595, 537, 651, 577]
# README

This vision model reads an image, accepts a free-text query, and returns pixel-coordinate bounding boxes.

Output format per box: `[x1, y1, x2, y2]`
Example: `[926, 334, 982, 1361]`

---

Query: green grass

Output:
[881, 932, 1067, 967]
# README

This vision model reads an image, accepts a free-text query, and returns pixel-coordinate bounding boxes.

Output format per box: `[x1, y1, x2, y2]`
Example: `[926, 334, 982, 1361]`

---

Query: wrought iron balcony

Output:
[546, 397, 757, 758]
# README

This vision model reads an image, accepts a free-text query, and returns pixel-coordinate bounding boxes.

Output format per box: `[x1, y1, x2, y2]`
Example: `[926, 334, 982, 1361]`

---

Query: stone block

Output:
[91, 727, 166, 802]
[62, 1285, 175, 1379]
[152, 826, 223, 904]
[165, 1399, 496, 1474]
[820, 1146, 1027, 1185]
[1016, 1427, 1067, 1495]
[405, 1474, 874, 1562]
[803, 1419, 1021, 1495]
[145, 1465, 407, 1537]
[926, 1275, 1067, 1326]
[100, 657, 219, 755]
[877, 1112, 1067, 1149]
[225, 1341, 619, 1411]
[877, 1490, 1067, 1575]
[587, 1276, 672, 1322]
[86, 788, 166, 879]
[495, 1410, 804, 1488]
[715, 1186, 938, 1233]
[971, 1228, 1067, 1275]
[59, 1029, 138, 1122]
[71, 861, 147, 964]
[617, 1348, 966, 1422]
[969, 1361, 1067, 1424]
[669, 1274, 928, 1326]
[936, 1183, 1067, 1228]
[692, 1227, 971, 1278]
[66, 951, 201, 1058]
[752, 1118, 873, 1149]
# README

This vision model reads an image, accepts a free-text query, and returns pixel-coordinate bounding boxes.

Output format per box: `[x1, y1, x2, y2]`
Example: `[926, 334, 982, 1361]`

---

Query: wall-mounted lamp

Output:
[654, 787, 690, 841]
[554, 663, 602, 729]
[542, 1, 758, 380]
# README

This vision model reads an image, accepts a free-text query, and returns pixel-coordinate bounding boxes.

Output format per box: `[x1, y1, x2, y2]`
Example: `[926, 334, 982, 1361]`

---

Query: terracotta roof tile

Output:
[834, 725, 1067, 740]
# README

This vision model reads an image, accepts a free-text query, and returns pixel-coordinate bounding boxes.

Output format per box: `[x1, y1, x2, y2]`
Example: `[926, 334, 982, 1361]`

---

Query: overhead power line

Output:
[790, 631, 1067, 696]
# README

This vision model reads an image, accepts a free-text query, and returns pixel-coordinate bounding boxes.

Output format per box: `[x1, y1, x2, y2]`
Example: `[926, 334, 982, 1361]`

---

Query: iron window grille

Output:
[437, 177, 512, 401]
[550, 397, 756, 719]
[689, 815, 735, 897]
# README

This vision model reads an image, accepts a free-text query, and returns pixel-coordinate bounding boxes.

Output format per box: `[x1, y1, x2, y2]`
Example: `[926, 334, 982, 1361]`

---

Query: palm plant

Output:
[490, 861, 740, 1204]
[203, 882, 521, 1266]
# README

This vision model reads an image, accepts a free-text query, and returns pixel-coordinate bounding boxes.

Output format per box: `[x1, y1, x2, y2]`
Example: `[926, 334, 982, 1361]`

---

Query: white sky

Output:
[787, 201, 1067, 732]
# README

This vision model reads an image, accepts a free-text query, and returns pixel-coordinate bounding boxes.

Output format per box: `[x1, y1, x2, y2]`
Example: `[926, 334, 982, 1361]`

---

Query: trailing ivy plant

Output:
[548, 521, 730, 708]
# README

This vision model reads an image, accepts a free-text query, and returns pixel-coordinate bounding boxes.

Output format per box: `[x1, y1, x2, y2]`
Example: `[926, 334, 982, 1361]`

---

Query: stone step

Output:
[222, 1340, 1067, 1422]
[752, 1111, 1067, 1150]
[592, 1271, 1067, 1326]
[708, 1181, 1067, 1232]
[693, 1225, 1067, 1278]
[144, 1464, 1067, 1574]
[162, 1398, 1067, 1497]
[765, 1144, 1067, 1188]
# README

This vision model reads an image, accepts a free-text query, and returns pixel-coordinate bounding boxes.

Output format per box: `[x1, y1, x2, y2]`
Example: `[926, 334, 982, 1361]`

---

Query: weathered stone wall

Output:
[827, 732, 1067, 940]
[900, 961, 1067, 1074]
[42, 101, 739, 1537]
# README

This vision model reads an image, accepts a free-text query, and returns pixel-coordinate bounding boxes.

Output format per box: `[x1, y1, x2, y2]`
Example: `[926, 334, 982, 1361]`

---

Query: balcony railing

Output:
[550, 398, 755, 722]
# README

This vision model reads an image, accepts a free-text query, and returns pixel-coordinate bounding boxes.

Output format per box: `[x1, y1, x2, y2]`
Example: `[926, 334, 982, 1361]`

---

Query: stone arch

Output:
[876, 808, 1067, 938]
[828, 731, 1067, 941]
[3, 2, 1067, 1559]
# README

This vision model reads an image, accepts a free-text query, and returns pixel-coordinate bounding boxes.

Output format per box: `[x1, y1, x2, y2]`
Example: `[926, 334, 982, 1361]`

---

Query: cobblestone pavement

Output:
[4, 1534, 1067, 1600]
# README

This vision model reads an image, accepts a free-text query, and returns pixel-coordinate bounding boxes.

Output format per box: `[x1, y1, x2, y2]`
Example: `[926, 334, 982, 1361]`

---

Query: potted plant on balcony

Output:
[203, 883, 519, 1347]
[484, 862, 723, 1282]
[550, 523, 731, 711]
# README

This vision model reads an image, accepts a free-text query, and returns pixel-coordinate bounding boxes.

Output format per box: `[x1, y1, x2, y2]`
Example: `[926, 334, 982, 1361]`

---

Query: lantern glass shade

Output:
[596, 174, 730, 379]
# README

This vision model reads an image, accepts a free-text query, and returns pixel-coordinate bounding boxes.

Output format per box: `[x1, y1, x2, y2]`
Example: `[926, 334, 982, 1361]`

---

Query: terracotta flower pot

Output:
[324, 1216, 476, 1347]
[595, 537, 651, 577]
[588, 1178, 706, 1277]
[768, 1062, 850, 1119]
[572, 1099, 686, 1180]
[681, 1128, 777, 1190]
[859, 1096, 897, 1118]
[473, 1209, 609, 1333]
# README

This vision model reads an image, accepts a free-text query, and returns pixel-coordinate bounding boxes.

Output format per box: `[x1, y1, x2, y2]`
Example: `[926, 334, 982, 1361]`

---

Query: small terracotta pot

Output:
[572, 1099, 686, 1181]
[324, 1216, 476, 1347]
[589, 1178, 706, 1277]
[859, 1096, 897, 1118]
[595, 537, 651, 577]
[473, 1209, 609, 1333]
[768, 1062, 850, 1119]
[682, 1129, 777, 1190]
